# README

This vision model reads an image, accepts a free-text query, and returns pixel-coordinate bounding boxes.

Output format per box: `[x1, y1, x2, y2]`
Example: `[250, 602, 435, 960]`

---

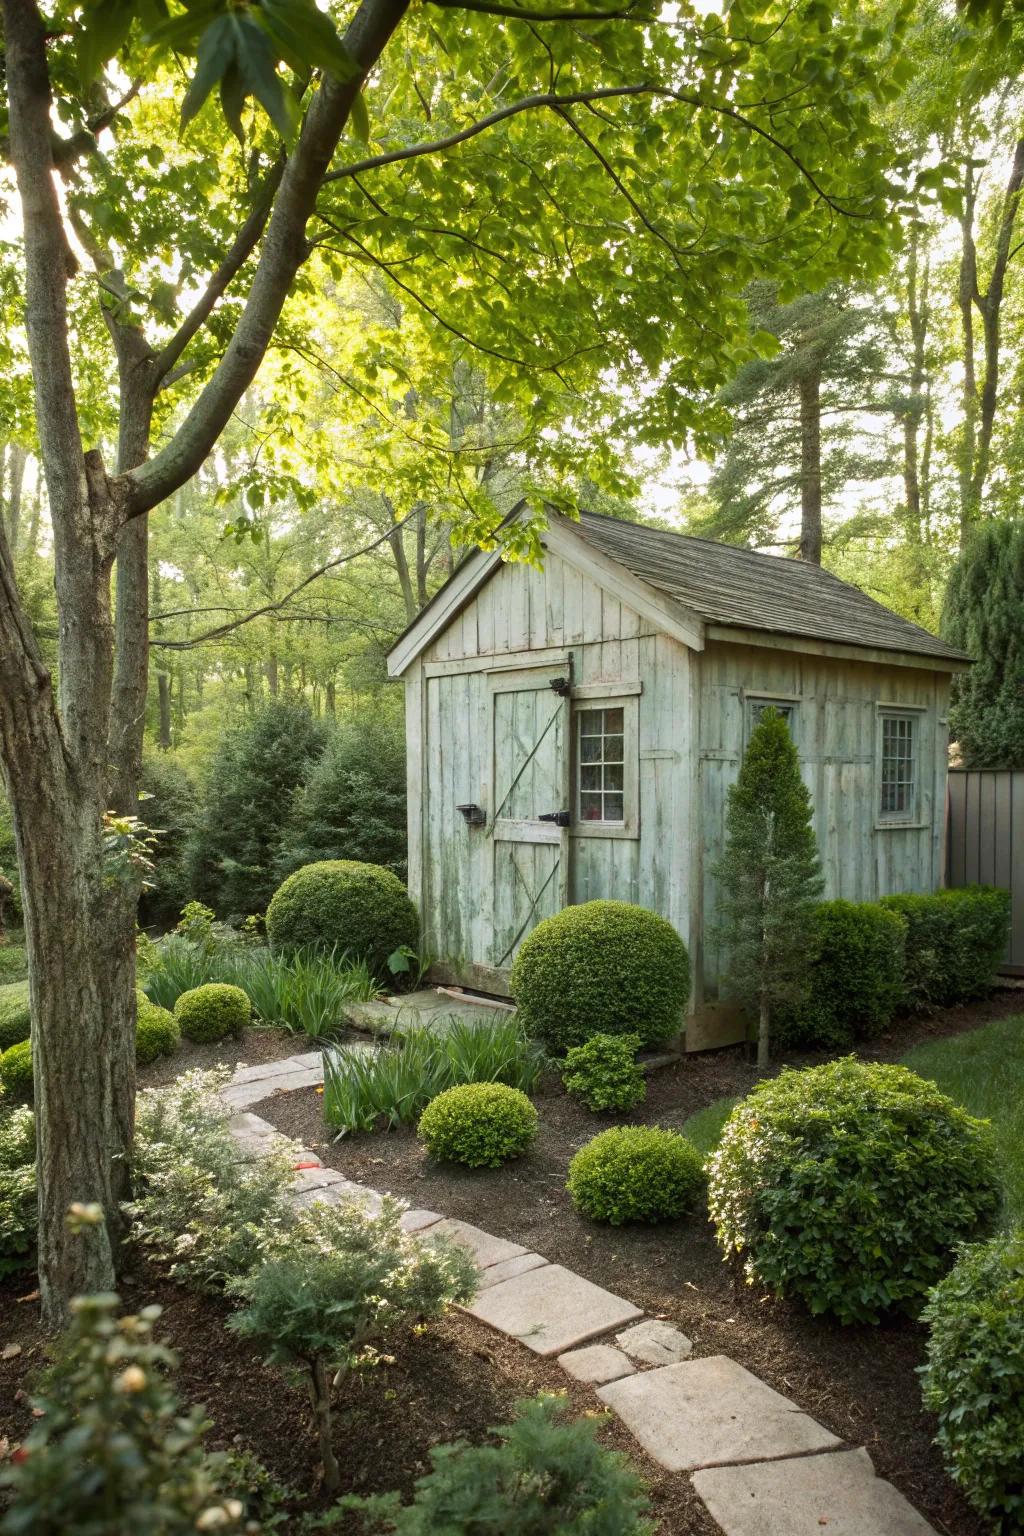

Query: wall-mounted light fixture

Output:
[456, 803, 487, 827]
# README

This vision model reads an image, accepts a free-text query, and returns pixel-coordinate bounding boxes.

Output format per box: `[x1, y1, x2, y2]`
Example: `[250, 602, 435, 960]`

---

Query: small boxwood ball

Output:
[567, 1124, 703, 1225]
[135, 990, 181, 1065]
[510, 901, 689, 1052]
[0, 981, 31, 1053]
[174, 983, 250, 1044]
[0, 1039, 33, 1103]
[707, 1058, 1001, 1325]
[418, 1082, 538, 1168]
[561, 1033, 646, 1114]
[266, 859, 418, 976]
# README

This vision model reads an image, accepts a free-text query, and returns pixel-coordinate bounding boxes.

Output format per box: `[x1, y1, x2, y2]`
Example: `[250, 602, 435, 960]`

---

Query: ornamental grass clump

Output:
[919, 1230, 1024, 1527]
[174, 982, 251, 1043]
[707, 1058, 1001, 1324]
[567, 1125, 703, 1225]
[561, 1033, 646, 1113]
[227, 1198, 478, 1494]
[417, 1082, 538, 1168]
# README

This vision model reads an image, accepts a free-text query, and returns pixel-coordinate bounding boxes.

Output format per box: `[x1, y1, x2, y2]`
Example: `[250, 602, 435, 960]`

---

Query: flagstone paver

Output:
[616, 1319, 693, 1366]
[557, 1343, 637, 1385]
[598, 1356, 842, 1472]
[476, 1252, 548, 1290]
[398, 1208, 444, 1233]
[692, 1447, 938, 1536]
[427, 1218, 529, 1270]
[467, 1263, 642, 1356]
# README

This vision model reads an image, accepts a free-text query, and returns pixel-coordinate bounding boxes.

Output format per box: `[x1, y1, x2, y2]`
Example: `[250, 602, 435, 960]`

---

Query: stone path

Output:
[219, 1051, 938, 1536]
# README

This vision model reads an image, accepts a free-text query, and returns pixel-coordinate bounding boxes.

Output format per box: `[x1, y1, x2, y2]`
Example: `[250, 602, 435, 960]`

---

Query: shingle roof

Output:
[570, 509, 968, 665]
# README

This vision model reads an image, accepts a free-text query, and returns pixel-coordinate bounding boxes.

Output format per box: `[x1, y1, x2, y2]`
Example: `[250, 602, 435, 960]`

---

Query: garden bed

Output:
[260, 991, 1024, 1536]
[136, 1023, 302, 1088]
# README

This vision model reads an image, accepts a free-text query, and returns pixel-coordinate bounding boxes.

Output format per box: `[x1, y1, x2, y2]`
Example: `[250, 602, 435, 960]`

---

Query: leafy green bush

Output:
[266, 859, 418, 976]
[127, 1069, 297, 1291]
[138, 752, 198, 927]
[881, 886, 1012, 1009]
[174, 982, 250, 1043]
[0, 1293, 244, 1536]
[277, 716, 408, 880]
[0, 1105, 36, 1279]
[418, 1082, 538, 1168]
[561, 1033, 646, 1113]
[0, 947, 27, 984]
[567, 1124, 703, 1225]
[227, 1198, 478, 1493]
[323, 1016, 546, 1135]
[135, 990, 181, 1065]
[920, 1230, 1024, 1527]
[774, 899, 906, 1050]
[0, 980, 31, 1052]
[0, 1039, 32, 1102]
[510, 900, 689, 1052]
[707, 1059, 1001, 1323]
[337, 1393, 654, 1535]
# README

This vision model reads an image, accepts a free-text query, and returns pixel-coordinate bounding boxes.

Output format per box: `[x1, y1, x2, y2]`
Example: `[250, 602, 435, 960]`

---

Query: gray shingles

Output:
[570, 509, 967, 665]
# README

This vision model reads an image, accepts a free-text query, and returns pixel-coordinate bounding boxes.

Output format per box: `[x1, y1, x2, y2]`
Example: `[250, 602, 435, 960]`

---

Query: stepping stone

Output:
[286, 1050, 325, 1070]
[692, 1447, 937, 1535]
[598, 1356, 841, 1471]
[477, 1252, 548, 1290]
[616, 1319, 693, 1366]
[231, 1059, 308, 1085]
[558, 1343, 636, 1385]
[220, 1080, 283, 1110]
[228, 1112, 277, 1139]
[428, 1219, 529, 1270]
[399, 1209, 443, 1234]
[291, 1178, 383, 1215]
[291, 1166, 349, 1196]
[466, 1263, 642, 1357]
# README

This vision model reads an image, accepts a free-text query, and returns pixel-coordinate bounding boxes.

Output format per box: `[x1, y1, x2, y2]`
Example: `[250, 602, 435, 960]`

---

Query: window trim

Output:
[571, 693, 640, 841]
[743, 690, 801, 749]
[875, 703, 926, 829]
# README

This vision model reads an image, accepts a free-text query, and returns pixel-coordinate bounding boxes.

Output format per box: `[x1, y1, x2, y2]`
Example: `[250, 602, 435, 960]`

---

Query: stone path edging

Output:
[219, 1051, 938, 1536]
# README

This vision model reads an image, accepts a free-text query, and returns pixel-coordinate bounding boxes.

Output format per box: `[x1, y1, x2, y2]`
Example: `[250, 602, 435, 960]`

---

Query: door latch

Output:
[538, 810, 571, 827]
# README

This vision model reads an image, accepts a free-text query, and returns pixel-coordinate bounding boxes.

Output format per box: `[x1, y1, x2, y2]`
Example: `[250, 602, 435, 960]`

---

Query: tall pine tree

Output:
[714, 709, 823, 1068]
[942, 520, 1024, 768]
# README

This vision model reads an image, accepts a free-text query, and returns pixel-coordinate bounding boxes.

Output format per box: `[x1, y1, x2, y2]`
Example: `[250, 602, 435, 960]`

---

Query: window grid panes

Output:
[748, 699, 796, 736]
[880, 714, 916, 817]
[578, 706, 625, 823]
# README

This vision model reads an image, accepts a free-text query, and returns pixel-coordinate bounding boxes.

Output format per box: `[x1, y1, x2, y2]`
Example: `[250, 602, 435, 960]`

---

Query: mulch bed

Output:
[258, 990, 1024, 1536]
[137, 1023, 301, 1089]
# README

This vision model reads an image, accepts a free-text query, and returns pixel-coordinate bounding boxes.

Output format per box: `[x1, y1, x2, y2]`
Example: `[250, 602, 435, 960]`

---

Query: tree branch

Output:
[426, 0, 651, 19]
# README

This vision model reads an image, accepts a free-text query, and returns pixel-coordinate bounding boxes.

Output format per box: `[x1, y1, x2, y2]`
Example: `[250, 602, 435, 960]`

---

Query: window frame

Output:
[875, 704, 926, 828]
[743, 691, 801, 750]
[571, 691, 640, 841]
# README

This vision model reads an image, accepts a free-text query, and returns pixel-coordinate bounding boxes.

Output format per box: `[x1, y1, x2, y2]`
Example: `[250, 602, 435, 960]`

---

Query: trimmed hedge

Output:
[135, 991, 181, 1065]
[510, 901, 689, 1052]
[707, 1058, 1001, 1323]
[418, 1082, 538, 1167]
[567, 1125, 703, 1225]
[881, 886, 1011, 1010]
[920, 1230, 1024, 1526]
[0, 981, 31, 1053]
[174, 983, 250, 1043]
[266, 859, 418, 977]
[774, 900, 906, 1051]
[561, 1033, 646, 1114]
[0, 1039, 33, 1103]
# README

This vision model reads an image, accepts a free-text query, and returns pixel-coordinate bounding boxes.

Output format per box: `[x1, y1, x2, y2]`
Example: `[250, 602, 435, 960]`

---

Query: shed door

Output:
[489, 666, 571, 970]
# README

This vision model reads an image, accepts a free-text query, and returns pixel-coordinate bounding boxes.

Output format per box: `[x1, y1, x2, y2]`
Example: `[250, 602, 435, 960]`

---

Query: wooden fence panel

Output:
[947, 769, 1024, 973]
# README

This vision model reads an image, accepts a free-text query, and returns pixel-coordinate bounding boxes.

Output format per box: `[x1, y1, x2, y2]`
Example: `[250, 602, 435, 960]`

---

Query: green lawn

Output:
[681, 1096, 739, 1159]
[903, 1015, 1024, 1228]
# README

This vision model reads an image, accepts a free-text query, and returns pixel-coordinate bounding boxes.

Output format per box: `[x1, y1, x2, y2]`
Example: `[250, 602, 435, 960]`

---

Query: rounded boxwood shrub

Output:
[707, 1058, 1001, 1324]
[561, 1033, 646, 1113]
[418, 1082, 538, 1168]
[174, 982, 250, 1043]
[920, 1230, 1024, 1526]
[266, 859, 418, 976]
[774, 899, 906, 1051]
[881, 886, 1011, 1010]
[0, 1039, 33, 1102]
[0, 980, 31, 1053]
[510, 901, 689, 1052]
[135, 990, 181, 1065]
[567, 1125, 703, 1225]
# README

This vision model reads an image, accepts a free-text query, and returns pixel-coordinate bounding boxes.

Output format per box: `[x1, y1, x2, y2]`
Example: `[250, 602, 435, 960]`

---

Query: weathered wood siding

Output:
[696, 639, 951, 999]
[410, 549, 693, 985]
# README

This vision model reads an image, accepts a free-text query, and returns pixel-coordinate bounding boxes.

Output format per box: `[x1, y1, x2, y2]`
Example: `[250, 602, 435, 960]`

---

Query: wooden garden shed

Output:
[387, 508, 970, 1047]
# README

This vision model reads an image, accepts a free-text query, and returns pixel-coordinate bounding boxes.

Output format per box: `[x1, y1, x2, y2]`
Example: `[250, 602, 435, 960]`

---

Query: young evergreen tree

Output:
[276, 715, 408, 879]
[713, 709, 823, 1068]
[942, 520, 1024, 768]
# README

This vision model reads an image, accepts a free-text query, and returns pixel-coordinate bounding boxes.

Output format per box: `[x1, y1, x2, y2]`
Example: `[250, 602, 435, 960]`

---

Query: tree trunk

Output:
[309, 1358, 340, 1494]
[325, 678, 336, 717]
[4, 444, 28, 558]
[266, 653, 279, 697]
[798, 370, 822, 564]
[757, 988, 770, 1072]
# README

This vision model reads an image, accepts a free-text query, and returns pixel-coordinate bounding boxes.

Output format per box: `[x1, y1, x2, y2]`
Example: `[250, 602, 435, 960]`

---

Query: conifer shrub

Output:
[277, 716, 408, 879]
[567, 1125, 703, 1225]
[919, 1230, 1024, 1527]
[0, 1039, 32, 1102]
[510, 901, 689, 1052]
[880, 886, 1011, 1009]
[942, 518, 1024, 768]
[174, 982, 250, 1043]
[707, 1059, 1001, 1323]
[135, 990, 181, 1064]
[0, 980, 31, 1052]
[561, 1033, 646, 1113]
[418, 1082, 538, 1167]
[774, 899, 906, 1050]
[266, 859, 418, 977]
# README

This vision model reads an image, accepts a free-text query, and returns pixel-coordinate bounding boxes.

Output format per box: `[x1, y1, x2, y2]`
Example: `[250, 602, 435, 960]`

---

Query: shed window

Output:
[879, 712, 917, 819]
[577, 706, 625, 823]
[746, 697, 798, 742]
